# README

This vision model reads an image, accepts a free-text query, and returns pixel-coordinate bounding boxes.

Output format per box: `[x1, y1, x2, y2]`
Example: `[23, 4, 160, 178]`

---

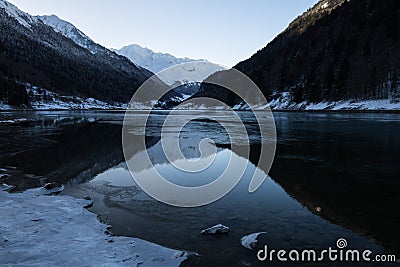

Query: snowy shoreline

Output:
[2, 90, 400, 113]
[0, 188, 188, 266]
[271, 109, 400, 113]
[266, 92, 400, 111]
[2, 107, 400, 113]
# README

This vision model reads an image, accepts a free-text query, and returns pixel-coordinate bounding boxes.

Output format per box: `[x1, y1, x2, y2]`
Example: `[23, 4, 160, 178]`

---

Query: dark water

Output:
[0, 110, 399, 267]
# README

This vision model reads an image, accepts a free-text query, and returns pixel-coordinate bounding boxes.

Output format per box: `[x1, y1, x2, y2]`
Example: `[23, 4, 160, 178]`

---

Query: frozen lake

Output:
[0, 110, 399, 266]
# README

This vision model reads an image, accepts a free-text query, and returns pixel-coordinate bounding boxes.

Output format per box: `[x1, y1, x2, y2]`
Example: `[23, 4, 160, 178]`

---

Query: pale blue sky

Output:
[8, 0, 318, 67]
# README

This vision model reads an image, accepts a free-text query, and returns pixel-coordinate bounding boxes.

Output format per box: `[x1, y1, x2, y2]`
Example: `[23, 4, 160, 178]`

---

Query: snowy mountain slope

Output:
[35, 14, 129, 59]
[36, 15, 94, 51]
[113, 44, 224, 85]
[0, 0, 158, 108]
[0, 0, 37, 29]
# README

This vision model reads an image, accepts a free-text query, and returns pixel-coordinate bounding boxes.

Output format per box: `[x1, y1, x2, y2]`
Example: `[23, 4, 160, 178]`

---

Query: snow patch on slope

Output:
[157, 61, 224, 86]
[320, 2, 330, 9]
[0, 189, 188, 266]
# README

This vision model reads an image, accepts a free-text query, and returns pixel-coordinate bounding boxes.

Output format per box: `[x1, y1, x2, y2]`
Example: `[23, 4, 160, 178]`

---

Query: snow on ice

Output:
[0, 188, 188, 266]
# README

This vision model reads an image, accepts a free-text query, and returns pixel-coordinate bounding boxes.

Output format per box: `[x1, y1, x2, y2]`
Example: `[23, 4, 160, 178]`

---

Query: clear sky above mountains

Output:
[8, 0, 318, 66]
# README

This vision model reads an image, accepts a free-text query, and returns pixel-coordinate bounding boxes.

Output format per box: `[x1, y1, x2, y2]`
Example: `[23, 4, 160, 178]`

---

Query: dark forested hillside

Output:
[0, 2, 153, 106]
[199, 0, 400, 107]
[239, 0, 400, 103]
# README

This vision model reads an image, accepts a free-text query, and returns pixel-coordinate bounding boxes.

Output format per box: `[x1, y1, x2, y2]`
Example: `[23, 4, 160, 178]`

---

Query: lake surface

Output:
[0, 110, 399, 266]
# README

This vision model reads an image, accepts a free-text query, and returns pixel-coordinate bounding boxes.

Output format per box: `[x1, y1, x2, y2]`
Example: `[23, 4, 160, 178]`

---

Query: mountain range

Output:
[112, 44, 223, 86]
[33, 15, 223, 87]
[1, 0, 400, 110]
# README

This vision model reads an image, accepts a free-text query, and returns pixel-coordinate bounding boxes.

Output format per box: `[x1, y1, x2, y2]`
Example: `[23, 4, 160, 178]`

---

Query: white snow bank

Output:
[240, 232, 265, 250]
[0, 189, 188, 266]
[267, 92, 400, 111]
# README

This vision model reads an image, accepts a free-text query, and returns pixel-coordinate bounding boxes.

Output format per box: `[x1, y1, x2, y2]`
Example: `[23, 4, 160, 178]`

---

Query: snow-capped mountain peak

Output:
[36, 15, 93, 50]
[0, 0, 37, 29]
[113, 44, 224, 85]
[113, 44, 210, 74]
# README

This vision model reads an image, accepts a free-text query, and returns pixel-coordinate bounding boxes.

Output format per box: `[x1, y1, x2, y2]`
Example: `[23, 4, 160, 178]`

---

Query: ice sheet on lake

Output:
[0, 189, 188, 266]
